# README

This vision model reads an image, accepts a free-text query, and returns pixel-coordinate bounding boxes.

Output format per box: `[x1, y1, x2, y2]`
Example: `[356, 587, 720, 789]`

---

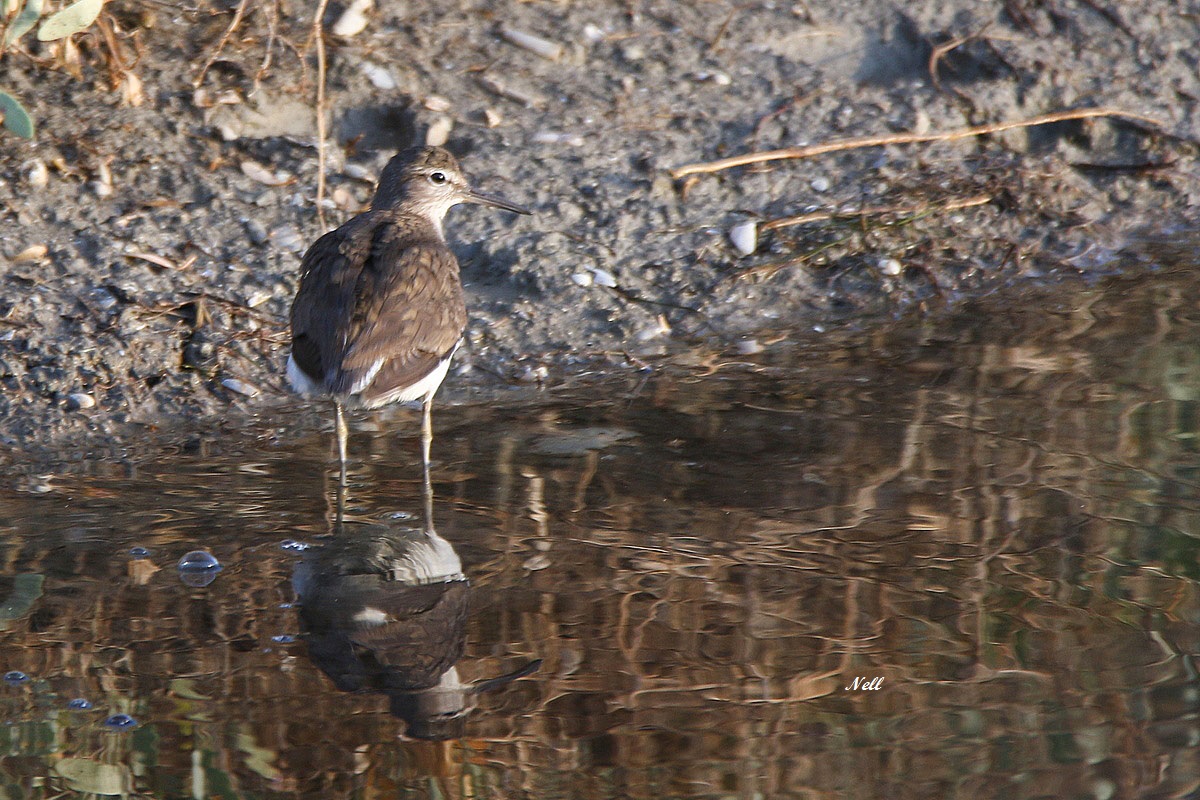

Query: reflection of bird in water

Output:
[293, 521, 539, 740]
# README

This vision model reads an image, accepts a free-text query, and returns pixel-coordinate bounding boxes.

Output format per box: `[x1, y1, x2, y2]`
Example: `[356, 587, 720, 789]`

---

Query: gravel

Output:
[0, 0, 1196, 461]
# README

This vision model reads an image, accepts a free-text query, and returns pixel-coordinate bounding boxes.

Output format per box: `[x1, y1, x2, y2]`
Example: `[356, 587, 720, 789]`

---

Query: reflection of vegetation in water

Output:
[3, 270, 1200, 795]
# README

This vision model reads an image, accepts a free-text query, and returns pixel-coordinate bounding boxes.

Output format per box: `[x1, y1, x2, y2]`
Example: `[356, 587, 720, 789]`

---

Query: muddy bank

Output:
[0, 0, 1196, 460]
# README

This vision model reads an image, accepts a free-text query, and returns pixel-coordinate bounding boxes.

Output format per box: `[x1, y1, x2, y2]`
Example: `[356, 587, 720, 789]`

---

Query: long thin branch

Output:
[311, 0, 330, 228]
[670, 107, 1165, 179]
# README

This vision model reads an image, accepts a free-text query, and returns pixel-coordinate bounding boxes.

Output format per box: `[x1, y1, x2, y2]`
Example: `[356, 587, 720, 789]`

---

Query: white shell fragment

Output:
[591, 268, 618, 288]
[499, 26, 563, 61]
[570, 272, 594, 287]
[532, 131, 584, 146]
[241, 160, 292, 186]
[330, 0, 372, 37]
[221, 378, 260, 397]
[729, 220, 758, 256]
[360, 62, 396, 90]
[67, 393, 96, 410]
[423, 95, 452, 113]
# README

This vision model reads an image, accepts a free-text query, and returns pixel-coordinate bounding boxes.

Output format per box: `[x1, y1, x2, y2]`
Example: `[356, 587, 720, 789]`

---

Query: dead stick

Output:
[762, 193, 992, 231]
[670, 108, 1164, 179]
[311, 0, 330, 229]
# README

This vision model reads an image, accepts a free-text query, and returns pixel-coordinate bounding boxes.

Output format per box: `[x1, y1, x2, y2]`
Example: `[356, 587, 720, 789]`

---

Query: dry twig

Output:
[762, 193, 993, 231]
[310, 0, 331, 228]
[193, 0, 250, 88]
[670, 107, 1166, 179]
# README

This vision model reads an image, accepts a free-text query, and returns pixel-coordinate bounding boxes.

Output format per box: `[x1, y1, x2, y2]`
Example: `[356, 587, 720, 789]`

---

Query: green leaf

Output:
[36, 0, 101, 41]
[0, 91, 34, 139]
[3, 0, 42, 47]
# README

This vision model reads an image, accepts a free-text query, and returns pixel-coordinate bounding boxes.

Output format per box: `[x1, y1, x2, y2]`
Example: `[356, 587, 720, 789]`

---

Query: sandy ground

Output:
[0, 0, 1197, 461]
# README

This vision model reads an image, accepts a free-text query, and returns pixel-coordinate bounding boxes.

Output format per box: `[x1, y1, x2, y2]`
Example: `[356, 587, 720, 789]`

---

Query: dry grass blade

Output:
[762, 193, 993, 231]
[124, 250, 196, 271]
[670, 108, 1167, 179]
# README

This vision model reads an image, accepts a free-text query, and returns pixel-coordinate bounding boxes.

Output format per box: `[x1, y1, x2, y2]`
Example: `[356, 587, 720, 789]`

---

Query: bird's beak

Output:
[467, 188, 532, 215]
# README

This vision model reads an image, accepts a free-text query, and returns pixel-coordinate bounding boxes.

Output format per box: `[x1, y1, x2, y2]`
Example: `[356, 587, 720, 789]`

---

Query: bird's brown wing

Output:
[290, 214, 466, 400]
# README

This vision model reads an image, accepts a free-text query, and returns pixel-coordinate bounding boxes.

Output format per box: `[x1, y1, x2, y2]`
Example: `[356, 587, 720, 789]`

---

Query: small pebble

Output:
[878, 257, 903, 276]
[735, 339, 763, 355]
[694, 71, 731, 86]
[243, 218, 269, 245]
[810, 176, 831, 193]
[729, 220, 758, 256]
[66, 393, 95, 410]
[582, 23, 605, 43]
[330, 186, 357, 211]
[12, 244, 48, 264]
[483, 108, 503, 128]
[270, 225, 304, 253]
[26, 160, 48, 188]
[221, 378, 259, 397]
[91, 181, 113, 198]
[343, 163, 373, 182]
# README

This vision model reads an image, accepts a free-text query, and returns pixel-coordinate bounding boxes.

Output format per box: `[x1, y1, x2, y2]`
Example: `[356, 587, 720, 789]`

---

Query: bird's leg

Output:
[421, 395, 434, 529]
[334, 399, 348, 490]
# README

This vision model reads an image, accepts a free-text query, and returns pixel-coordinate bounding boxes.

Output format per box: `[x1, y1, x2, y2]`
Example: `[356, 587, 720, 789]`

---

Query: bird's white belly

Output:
[360, 353, 455, 409]
[286, 352, 322, 396]
[287, 342, 460, 408]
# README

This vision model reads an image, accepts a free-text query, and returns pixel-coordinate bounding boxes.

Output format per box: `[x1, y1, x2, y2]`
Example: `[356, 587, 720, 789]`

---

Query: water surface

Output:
[3, 268, 1200, 798]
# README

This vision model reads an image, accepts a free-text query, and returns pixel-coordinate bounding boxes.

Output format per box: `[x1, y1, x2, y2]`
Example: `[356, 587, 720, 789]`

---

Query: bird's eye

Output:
[429, 171, 448, 185]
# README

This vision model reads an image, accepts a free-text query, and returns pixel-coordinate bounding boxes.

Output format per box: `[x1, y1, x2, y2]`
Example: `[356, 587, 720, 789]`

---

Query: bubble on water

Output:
[67, 698, 93, 710]
[280, 540, 310, 552]
[129, 546, 151, 559]
[177, 551, 222, 587]
[103, 714, 137, 730]
[271, 634, 296, 644]
[3, 671, 28, 685]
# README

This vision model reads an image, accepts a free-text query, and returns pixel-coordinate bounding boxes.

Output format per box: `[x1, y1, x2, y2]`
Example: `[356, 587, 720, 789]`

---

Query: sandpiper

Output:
[288, 146, 530, 488]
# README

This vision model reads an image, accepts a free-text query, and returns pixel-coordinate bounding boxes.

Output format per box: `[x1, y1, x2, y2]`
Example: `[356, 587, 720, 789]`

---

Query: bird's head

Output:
[370, 146, 530, 227]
